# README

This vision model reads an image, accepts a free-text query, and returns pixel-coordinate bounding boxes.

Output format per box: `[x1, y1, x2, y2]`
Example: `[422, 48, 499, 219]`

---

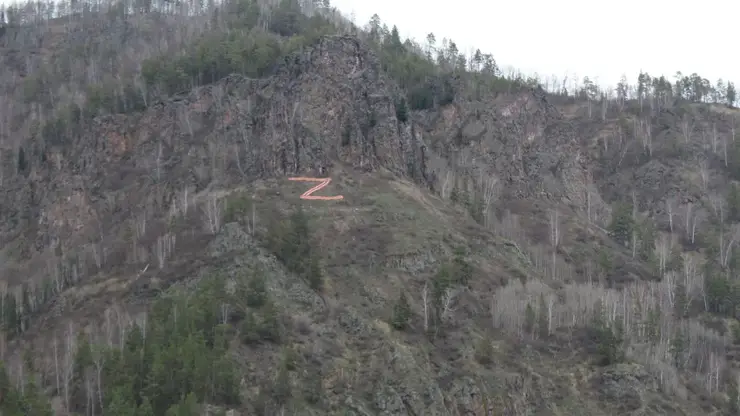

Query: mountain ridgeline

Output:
[2, 0, 740, 415]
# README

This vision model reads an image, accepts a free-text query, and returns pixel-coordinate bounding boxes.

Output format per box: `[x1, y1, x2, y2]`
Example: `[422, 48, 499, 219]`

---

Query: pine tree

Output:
[474, 336, 494, 365]
[608, 202, 634, 246]
[673, 282, 688, 318]
[391, 292, 412, 330]
[671, 328, 687, 369]
[729, 183, 740, 221]
[645, 305, 661, 343]
[395, 96, 408, 122]
[306, 255, 323, 291]
[637, 218, 656, 261]
[728, 81, 737, 107]
[138, 398, 155, 416]
[246, 272, 267, 308]
[105, 387, 138, 416]
[537, 294, 549, 338]
[524, 303, 535, 336]
[591, 300, 624, 365]
[729, 377, 740, 415]
[272, 365, 291, 406]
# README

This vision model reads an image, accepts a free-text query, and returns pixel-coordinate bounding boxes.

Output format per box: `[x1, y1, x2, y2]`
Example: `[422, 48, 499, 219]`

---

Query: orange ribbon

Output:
[288, 177, 344, 200]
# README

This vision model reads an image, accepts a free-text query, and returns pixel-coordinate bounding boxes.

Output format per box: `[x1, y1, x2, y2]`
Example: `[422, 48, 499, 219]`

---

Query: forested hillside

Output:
[2, 0, 740, 415]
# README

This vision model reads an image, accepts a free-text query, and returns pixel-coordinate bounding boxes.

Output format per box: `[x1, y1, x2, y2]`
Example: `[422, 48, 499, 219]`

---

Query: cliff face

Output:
[1, 35, 423, 279]
[419, 85, 594, 206]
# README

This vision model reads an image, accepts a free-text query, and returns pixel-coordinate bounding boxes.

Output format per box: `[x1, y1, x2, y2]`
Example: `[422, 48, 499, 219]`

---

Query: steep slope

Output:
[0, 34, 427, 287]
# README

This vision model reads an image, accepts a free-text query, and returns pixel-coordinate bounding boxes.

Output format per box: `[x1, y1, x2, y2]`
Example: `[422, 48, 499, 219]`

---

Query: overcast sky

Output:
[332, 0, 740, 90]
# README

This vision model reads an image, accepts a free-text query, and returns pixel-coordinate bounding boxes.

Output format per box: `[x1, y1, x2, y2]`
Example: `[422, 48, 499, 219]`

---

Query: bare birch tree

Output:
[665, 198, 676, 233]
[681, 115, 694, 144]
[655, 232, 672, 276]
[600, 94, 608, 121]
[684, 203, 698, 244]
[53, 335, 61, 396]
[92, 344, 106, 412]
[421, 282, 429, 332]
[203, 194, 223, 234]
[698, 158, 710, 191]
[155, 232, 176, 269]
[549, 209, 560, 248]
[62, 323, 76, 412]
[719, 224, 740, 268]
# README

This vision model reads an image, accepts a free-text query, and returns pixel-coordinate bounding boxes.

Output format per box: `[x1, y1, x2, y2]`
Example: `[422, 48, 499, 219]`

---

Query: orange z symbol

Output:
[288, 177, 344, 200]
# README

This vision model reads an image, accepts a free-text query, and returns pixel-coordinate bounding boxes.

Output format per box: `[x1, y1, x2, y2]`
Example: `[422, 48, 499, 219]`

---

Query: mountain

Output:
[1, 0, 740, 415]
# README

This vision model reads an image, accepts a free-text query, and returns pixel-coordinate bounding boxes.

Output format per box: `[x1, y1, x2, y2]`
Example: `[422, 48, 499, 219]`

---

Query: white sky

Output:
[332, 0, 740, 90]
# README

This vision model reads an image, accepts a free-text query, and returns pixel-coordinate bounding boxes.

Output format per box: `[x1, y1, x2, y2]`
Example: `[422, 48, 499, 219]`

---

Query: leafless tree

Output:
[631, 191, 639, 258]
[730, 374, 740, 409]
[53, 335, 61, 396]
[479, 172, 498, 228]
[439, 287, 457, 321]
[133, 73, 148, 108]
[92, 344, 105, 411]
[681, 252, 703, 306]
[710, 122, 719, 154]
[208, 138, 227, 182]
[440, 170, 455, 200]
[681, 115, 694, 144]
[85, 363, 94, 416]
[698, 158, 709, 191]
[154, 141, 163, 182]
[549, 209, 560, 248]
[615, 128, 632, 168]
[655, 233, 671, 276]
[421, 281, 429, 332]
[203, 194, 223, 234]
[585, 168, 593, 223]
[103, 308, 115, 347]
[155, 232, 176, 269]
[90, 235, 105, 270]
[220, 302, 230, 324]
[600, 94, 608, 121]
[709, 194, 725, 227]
[706, 351, 722, 394]
[549, 208, 561, 278]
[132, 213, 148, 264]
[16, 353, 24, 394]
[168, 186, 191, 220]
[640, 118, 653, 157]
[719, 224, 740, 268]
[666, 198, 675, 233]
[62, 322, 76, 412]
[684, 203, 698, 244]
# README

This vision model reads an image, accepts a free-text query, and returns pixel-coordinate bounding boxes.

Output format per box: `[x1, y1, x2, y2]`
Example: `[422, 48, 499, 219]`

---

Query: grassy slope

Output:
[9, 162, 712, 414]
